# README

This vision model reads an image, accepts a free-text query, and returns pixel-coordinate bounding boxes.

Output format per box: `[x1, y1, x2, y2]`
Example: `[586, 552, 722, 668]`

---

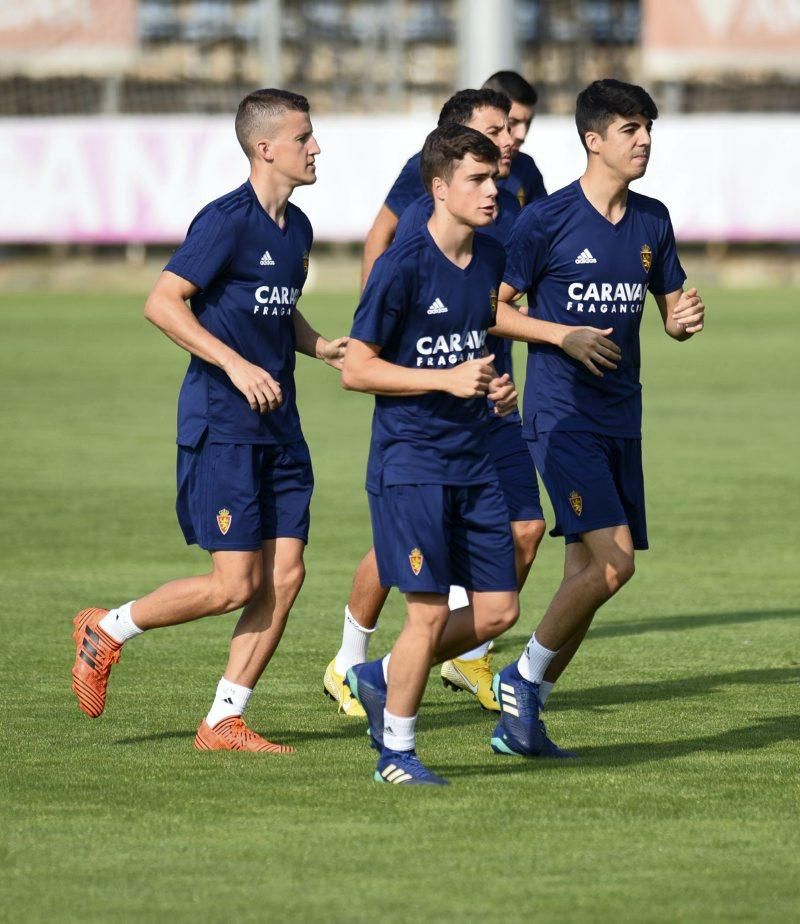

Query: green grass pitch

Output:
[1, 287, 798, 922]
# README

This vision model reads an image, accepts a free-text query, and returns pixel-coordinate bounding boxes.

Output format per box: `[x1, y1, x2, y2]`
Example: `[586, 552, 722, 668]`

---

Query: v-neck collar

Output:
[423, 224, 476, 277]
[247, 180, 291, 237]
[575, 179, 632, 233]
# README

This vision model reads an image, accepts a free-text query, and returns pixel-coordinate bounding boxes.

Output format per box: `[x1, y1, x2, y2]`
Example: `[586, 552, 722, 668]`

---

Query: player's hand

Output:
[318, 336, 349, 370]
[225, 356, 283, 413]
[561, 326, 621, 377]
[445, 354, 496, 398]
[488, 373, 518, 417]
[673, 287, 705, 334]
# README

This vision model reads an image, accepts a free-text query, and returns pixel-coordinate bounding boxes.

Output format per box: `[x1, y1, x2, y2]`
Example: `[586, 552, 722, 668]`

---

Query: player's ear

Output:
[253, 137, 275, 163]
[431, 176, 447, 202]
[584, 130, 601, 155]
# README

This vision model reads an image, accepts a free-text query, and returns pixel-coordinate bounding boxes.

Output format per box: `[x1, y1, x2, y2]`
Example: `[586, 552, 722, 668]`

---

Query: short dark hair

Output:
[482, 71, 538, 107]
[437, 88, 510, 128]
[235, 88, 310, 158]
[575, 79, 658, 151]
[420, 124, 501, 193]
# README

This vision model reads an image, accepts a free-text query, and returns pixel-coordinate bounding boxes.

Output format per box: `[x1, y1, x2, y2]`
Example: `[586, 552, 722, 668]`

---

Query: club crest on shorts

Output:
[568, 491, 583, 516]
[216, 508, 232, 535]
[408, 547, 423, 576]
[303, 251, 309, 275]
[640, 244, 652, 272]
[489, 288, 498, 320]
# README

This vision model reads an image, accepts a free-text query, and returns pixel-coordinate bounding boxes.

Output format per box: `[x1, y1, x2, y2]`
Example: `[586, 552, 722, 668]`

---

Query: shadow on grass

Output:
[444, 714, 800, 777]
[587, 607, 799, 640]
[547, 666, 800, 713]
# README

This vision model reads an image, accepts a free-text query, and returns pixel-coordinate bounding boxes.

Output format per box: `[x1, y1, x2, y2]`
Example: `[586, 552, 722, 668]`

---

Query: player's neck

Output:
[427, 210, 474, 269]
[249, 168, 294, 228]
[579, 168, 630, 225]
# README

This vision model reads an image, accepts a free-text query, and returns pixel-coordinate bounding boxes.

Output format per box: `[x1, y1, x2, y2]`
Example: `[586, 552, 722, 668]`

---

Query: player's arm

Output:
[361, 205, 399, 291]
[655, 287, 705, 341]
[491, 282, 622, 378]
[341, 338, 496, 399]
[292, 307, 348, 369]
[144, 270, 282, 413]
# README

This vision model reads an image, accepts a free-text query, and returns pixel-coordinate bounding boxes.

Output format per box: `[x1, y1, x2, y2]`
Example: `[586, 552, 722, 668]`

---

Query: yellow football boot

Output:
[323, 660, 366, 717]
[440, 647, 500, 712]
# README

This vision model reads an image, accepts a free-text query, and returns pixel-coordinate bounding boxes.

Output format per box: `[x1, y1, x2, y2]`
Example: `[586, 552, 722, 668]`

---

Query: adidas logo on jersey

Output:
[259, 250, 275, 266]
[575, 249, 597, 264]
[427, 297, 448, 315]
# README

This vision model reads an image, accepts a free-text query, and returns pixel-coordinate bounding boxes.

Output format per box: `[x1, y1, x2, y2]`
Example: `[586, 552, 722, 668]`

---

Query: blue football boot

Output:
[491, 661, 576, 758]
[374, 749, 449, 786]
[345, 659, 387, 751]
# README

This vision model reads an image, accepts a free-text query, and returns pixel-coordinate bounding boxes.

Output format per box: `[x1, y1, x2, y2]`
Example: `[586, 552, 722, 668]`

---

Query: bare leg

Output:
[347, 547, 390, 628]
[223, 538, 306, 689]
[510, 518, 546, 588]
[386, 590, 519, 716]
[532, 525, 635, 652]
[543, 542, 592, 683]
[386, 594, 450, 717]
[436, 591, 519, 663]
[130, 550, 262, 630]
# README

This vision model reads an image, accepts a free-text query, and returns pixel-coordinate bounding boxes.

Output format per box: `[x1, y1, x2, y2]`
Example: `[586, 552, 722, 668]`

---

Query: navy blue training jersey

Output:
[384, 151, 424, 219]
[351, 226, 505, 490]
[384, 148, 547, 218]
[500, 151, 547, 208]
[504, 179, 686, 438]
[166, 182, 312, 447]
[394, 188, 522, 434]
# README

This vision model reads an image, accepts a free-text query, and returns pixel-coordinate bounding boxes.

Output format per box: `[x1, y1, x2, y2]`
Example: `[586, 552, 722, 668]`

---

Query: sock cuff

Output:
[345, 605, 377, 634]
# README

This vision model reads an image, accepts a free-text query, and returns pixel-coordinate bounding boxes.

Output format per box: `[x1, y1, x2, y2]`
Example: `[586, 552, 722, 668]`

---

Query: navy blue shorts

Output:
[176, 439, 314, 552]
[369, 482, 517, 595]
[488, 423, 544, 523]
[528, 431, 648, 550]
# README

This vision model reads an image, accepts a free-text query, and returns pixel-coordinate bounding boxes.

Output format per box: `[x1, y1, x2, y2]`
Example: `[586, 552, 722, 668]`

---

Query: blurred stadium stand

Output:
[1, 0, 799, 115]
[0, 0, 798, 280]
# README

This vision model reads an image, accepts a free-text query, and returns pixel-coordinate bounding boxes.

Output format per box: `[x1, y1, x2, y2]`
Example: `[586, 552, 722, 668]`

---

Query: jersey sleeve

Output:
[350, 259, 407, 347]
[649, 209, 687, 295]
[503, 208, 549, 294]
[165, 207, 235, 290]
[526, 162, 547, 203]
[384, 155, 425, 218]
[394, 196, 430, 243]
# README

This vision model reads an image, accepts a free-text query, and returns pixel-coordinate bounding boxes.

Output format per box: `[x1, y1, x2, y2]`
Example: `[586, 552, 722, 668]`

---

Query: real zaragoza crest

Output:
[489, 288, 498, 319]
[408, 547, 423, 576]
[640, 244, 652, 272]
[216, 508, 232, 535]
[568, 491, 583, 516]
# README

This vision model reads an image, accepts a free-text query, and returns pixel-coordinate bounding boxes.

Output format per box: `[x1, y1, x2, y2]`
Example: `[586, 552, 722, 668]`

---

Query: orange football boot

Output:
[194, 716, 295, 753]
[71, 607, 122, 717]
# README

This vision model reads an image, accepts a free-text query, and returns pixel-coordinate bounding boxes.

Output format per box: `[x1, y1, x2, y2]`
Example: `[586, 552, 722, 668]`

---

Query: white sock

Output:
[381, 654, 391, 684]
[538, 680, 555, 707]
[98, 601, 143, 644]
[383, 710, 416, 752]
[518, 634, 558, 684]
[455, 640, 491, 661]
[333, 605, 376, 675]
[447, 585, 469, 610]
[205, 677, 253, 729]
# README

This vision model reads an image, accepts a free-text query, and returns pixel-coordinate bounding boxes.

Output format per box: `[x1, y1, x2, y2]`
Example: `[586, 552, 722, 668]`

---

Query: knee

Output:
[481, 596, 520, 639]
[273, 560, 306, 601]
[513, 519, 546, 567]
[214, 573, 262, 612]
[599, 554, 635, 596]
